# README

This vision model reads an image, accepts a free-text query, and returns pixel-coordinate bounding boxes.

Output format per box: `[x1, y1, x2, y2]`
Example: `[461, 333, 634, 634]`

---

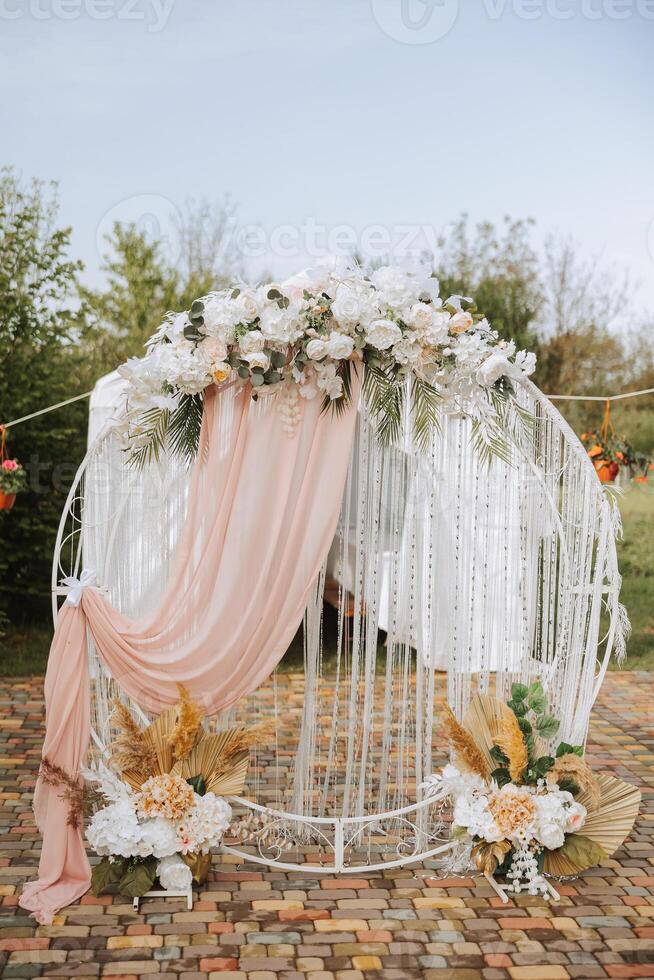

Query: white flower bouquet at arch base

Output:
[79, 687, 272, 900]
[421, 683, 641, 903]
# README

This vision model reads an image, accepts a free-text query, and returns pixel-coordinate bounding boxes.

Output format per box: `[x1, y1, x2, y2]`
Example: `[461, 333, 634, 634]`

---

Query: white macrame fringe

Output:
[53, 377, 626, 854]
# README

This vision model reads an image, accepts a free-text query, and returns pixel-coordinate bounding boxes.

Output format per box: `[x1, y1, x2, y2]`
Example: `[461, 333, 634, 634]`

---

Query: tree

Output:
[0, 168, 92, 629]
[81, 223, 180, 372]
[435, 215, 543, 353]
[82, 196, 243, 377]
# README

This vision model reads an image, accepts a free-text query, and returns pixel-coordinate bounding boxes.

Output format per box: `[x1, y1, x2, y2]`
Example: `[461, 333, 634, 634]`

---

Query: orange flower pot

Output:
[0, 492, 16, 510]
[595, 462, 618, 484]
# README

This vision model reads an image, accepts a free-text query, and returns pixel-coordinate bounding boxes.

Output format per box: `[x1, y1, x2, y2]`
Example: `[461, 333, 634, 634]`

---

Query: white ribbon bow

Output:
[61, 568, 97, 606]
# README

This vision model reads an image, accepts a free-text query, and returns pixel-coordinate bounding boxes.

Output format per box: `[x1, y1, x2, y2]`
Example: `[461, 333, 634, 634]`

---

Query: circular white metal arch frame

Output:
[51, 378, 622, 873]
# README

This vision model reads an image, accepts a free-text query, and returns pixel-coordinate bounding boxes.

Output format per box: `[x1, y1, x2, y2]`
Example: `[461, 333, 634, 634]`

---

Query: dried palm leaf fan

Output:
[544, 774, 641, 876]
[461, 693, 520, 771]
[108, 686, 271, 796]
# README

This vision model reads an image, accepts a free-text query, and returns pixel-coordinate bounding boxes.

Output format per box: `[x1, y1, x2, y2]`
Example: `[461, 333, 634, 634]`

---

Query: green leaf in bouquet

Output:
[266, 370, 281, 384]
[527, 682, 547, 714]
[251, 373, 264, 387]
[91, 857, 125, 897]
[491, 766, 511, 788]
[507, 699, 528, 717]
[270, 350, 286, 368]
[536, 714, 561, 740]
[184, 324, 202, 341]
[556, 742, 584, 758]
[231, 288, 240, 299]
[511, 682, 529, 702]
[190, 299, 205, 317]
[187, 774, 206, 796]
[119, 857, 157, 898]
[449, 824, 467, 840]
[533, 755, 555, 777]
[238, 366, 250, 380]
[490, 744, 509, 765]
[517, 717, 532, 735]
[556, 834, 608, 871]
[267, 288, 282, 300]
[558, 776, 580, 796]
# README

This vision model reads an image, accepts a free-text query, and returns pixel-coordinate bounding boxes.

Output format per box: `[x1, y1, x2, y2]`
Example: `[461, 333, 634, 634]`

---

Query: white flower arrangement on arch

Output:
[115, 261, 537, 467]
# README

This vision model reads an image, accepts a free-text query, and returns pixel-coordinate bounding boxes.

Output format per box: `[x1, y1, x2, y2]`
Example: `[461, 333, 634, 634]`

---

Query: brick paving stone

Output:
[1, 671, 652, 979]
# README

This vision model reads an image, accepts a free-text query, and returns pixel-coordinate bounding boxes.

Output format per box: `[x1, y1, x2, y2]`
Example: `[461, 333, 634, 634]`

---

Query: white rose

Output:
[448, 311, 474, 335]
[364, 318, 403, 351]
[233, 291, 261, 323]
[240, 330, 265, 355]
[156, 854, 193, 891]
[330, 282, 377, 328]
[536, 822, 565, 850]
[405, 302, 435, 331]
[306, 338, 328, 361]
[326, 332, 354, 359]
[259, 303, 303, 344]
[476, 352, 514, 387]
[245, 352, 270, 372]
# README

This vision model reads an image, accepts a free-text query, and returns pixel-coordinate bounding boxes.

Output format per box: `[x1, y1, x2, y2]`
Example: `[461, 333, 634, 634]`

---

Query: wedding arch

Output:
[22, 264, 629, 923]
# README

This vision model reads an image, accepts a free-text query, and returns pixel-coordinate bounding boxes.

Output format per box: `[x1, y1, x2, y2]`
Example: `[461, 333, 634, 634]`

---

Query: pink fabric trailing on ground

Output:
[20, 377, 360, 923]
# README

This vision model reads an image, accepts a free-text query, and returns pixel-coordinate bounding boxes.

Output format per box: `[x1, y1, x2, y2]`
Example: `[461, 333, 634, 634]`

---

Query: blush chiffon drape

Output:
[20, 377, 360, 923]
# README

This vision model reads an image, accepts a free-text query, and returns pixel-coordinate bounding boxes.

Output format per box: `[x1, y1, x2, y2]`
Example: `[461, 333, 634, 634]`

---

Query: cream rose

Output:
[201, 337, 228, 364]
[306, 338, 328, 361]
[245, 352, 270, 372]
[448, 311, 474, 335]
[240, 330, 266, 355]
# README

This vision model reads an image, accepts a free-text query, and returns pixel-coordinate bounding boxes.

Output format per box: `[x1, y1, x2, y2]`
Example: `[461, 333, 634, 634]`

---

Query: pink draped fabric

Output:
[20, 378, 360, 923]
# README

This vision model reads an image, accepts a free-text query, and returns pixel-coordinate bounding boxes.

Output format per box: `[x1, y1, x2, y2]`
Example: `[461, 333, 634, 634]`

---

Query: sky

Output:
[2, 0, 654, 311]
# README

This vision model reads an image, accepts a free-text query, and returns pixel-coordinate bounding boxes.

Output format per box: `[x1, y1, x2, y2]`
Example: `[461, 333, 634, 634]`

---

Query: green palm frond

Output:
[410, 375, 442, 453]
[168, 393, 204, 464]
[128, 406, 171, 470]
[363, 363, 405, 448]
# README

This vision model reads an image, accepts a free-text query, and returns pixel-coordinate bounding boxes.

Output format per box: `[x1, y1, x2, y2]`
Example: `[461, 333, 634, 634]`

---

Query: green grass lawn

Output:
[1, 486, 652, 676]
[609, 484, 654, 670]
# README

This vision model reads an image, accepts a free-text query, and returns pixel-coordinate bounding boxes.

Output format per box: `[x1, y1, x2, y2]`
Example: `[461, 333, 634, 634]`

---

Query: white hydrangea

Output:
[176, 793, 232, 854]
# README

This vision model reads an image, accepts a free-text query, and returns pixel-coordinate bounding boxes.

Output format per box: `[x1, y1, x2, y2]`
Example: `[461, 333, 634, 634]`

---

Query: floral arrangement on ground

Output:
[422, 681, 641, 897]
[43, 687, 271, 898]
[116, 262, 537, 467]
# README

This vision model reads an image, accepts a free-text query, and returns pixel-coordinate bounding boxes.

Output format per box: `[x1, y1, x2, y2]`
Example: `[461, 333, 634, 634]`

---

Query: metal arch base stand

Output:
[132, 888, 193, 912]
[483, 871, 561, 904]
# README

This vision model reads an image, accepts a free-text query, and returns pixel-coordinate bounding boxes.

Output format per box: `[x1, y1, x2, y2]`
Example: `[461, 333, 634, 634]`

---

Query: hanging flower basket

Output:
[581, 401, 652, 486]
[0, 428, 27, 510]
[0, 492, 16, 511]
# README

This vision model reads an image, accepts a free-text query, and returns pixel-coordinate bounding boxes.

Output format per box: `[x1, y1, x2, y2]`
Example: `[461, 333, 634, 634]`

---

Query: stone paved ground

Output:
[0, 672, 652, 980]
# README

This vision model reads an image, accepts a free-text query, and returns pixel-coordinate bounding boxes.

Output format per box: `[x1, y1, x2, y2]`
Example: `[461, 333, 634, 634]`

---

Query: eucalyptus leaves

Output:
[115, 262, 537, 467]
